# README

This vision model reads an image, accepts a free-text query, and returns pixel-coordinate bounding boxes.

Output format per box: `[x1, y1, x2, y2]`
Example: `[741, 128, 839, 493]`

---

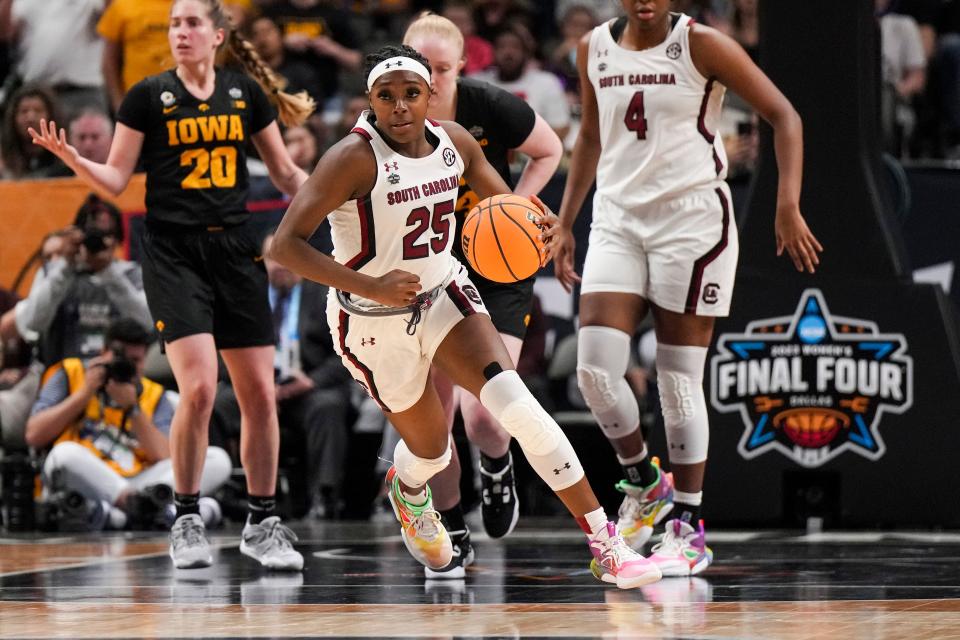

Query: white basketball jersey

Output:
[587, 14, 727, 209]
[328, 111, 465, 304]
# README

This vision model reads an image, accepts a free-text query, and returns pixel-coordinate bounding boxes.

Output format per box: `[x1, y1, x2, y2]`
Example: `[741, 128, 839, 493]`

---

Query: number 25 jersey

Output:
[588, 13, 727, 209]
[117, 68, 276, 228]
[328, 112, 465, 304]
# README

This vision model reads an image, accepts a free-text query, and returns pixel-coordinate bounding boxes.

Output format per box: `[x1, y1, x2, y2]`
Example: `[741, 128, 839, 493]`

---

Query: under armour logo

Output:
[597, 48, 609, 57]
[361, 337, 376, 346]
[384, 161, 398, 172]
[553, 462, 572, 475]
[385, 60, 404, 69]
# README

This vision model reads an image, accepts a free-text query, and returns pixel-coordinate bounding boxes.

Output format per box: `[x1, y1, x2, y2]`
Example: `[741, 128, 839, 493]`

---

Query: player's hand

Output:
[526, 194, 559, 265]
[368, 269, 422, 308]
[28, 119, 80, 168]
[543, 225, 581, 293]
[775, 204, 823, 274]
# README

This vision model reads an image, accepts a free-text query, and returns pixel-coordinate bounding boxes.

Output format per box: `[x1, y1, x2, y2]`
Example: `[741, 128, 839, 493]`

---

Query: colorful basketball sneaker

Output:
[616, 457, 674, 549]
[424, 525, 475, 580]
[650, 519, 713, 577]
[386, 466, 452, 570]
[588, 521, 662, 589]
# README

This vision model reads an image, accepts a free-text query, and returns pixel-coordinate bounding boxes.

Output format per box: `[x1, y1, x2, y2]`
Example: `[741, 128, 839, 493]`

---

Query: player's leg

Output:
[164, 333, 220, 568]
[432, 311, 660, 589]
[220, 346, 303, 571]
[577, 228, 676, 549]
[382, 375, 458, 571]
[644, 183, 739, 576]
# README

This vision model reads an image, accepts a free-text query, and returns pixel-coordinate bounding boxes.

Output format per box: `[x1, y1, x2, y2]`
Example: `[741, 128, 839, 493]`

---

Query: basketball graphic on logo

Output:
[774, 408, 850, 448]
[461, 194, 546, 283]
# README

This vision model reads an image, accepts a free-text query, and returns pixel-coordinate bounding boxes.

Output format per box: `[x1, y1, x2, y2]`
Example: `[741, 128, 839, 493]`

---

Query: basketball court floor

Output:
[1, 519, 958, 639]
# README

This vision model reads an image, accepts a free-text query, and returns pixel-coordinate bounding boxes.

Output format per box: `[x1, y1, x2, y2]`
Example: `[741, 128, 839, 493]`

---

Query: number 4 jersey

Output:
[588, 13, 728, 209]
[328, 112, 465, 304]
[117, 68, 276, 227]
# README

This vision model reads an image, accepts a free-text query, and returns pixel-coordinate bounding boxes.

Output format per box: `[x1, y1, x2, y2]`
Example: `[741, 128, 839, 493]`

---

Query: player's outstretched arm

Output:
[270, 135, 422, 308]
[29, 119, 142, 197]
[690, 24, 823, 274]
[513, 113, 563, 199]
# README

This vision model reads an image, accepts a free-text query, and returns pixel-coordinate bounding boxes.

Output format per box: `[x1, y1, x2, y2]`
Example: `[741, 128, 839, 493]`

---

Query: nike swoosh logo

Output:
[163, 106, 178, 115]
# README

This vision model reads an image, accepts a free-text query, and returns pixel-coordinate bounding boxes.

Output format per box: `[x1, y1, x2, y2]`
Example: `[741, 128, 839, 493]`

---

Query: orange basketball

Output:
[461, 194, 546, 283]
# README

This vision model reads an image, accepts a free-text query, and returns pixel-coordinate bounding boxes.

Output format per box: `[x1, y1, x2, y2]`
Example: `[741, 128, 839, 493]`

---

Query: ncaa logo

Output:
[442, 147, 457, 166]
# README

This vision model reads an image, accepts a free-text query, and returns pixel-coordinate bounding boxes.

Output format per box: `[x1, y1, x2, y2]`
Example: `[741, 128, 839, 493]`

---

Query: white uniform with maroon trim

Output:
[326, 112, 488, 413]
[580, 13, 739, 316]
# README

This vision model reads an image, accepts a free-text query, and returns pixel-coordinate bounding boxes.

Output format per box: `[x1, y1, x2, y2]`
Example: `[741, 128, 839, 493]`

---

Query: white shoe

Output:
[169, 514, 213, 569]
[240, 516, 304, 571]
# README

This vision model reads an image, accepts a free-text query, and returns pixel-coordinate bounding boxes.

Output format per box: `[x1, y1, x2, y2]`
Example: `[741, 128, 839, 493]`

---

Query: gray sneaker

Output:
[240, 516, 304, 571]
[169, 514, 213, 569]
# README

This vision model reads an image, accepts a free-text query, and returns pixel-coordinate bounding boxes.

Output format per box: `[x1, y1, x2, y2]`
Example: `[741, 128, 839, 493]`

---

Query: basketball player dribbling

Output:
[271, 44, 661, 589]
[549, 0, 823, 576]
[403, 12, 564, 578]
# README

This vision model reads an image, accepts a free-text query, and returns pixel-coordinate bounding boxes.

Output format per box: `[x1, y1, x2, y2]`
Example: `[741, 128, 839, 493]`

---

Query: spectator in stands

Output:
[730, 0, 759, 62]
[333, 93, 369, 140]
[26, 318, 231, 530]
[549, 4, 598, 106]
[931, 1, 960, 157]
[0, 232, 69, 450]
[12, 196, 151, 368]
[877, 0, 927, 156]
[68, 109, 114, 166]
[262, 0, 362, 107]
[443, 0, 494, 74]
[283, 122, 325, 172]
[0, 0, 107, 117]
[1, 84, 64, 179]
[472, 0, 533, 42]
[211, 233, 352, 518]
[249, 15, 325, 106]
[554, 0, 621, 24]
[470, 23, 572, 142]
[97, 0, 175, 113]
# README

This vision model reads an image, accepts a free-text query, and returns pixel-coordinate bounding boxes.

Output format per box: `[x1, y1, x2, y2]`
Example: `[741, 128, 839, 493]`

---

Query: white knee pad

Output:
[393, 439, 451, 488]
[656, 344, 709, 464]
[479, 370, 584, 491]
[576, 326, 640, 439]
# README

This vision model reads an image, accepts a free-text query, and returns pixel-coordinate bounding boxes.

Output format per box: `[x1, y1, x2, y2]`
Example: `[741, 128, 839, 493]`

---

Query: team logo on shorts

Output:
[442, 147, 457, 167]
[702, 283, 720, 304]
[666, 43, 682, 60]
[229, 87, 242, 99]
[710, 289, 913, 468]
[461, 284, 483, 305]
[160, 91, 176, 107]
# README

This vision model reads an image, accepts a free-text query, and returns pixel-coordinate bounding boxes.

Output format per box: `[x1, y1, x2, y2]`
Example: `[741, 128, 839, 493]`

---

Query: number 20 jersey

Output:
[587, 13, 728, 209]
[328, 112, 465, 304]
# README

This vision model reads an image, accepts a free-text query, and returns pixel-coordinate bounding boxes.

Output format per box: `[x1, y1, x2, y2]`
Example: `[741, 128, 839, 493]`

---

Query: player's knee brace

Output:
[479, 370, 584, 491]
[656, 343, 709, 464]
[393, 439, 451, 489]
[576, 326, 640, 439]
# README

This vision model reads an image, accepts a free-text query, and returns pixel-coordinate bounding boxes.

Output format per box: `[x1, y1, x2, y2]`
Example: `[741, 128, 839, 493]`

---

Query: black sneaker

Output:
[480, 452, 519, 539]
[424, 525, 475, 579]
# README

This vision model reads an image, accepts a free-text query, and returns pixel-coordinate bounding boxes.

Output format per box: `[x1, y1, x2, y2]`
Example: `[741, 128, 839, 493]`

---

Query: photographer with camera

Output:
[24, 318, 231, 530]
[13, 196, 152, 367]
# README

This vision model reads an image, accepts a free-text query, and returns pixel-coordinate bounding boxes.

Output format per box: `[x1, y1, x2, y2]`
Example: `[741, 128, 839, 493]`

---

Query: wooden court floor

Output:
[1, 520, 959, 639]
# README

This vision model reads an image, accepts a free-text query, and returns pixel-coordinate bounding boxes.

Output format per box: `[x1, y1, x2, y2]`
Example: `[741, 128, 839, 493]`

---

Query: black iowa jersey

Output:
[117, 68, 276, 228]
[451, 78, 536, 265]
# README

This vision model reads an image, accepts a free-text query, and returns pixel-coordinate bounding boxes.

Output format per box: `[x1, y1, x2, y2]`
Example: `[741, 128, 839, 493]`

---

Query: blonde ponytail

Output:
[227, 30, 315, 128]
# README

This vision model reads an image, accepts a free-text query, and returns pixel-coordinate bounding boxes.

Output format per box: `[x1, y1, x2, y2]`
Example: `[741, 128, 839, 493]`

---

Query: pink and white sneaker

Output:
[588, 521, 662, 589]
[650, 519, 713, 577]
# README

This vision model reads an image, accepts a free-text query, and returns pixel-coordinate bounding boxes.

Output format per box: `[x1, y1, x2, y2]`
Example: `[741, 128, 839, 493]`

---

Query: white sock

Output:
[584, 506, 608, 536]
[401, 485, 428, 506]
[616, 443, 648, 466]
[674, 490, 703, 506]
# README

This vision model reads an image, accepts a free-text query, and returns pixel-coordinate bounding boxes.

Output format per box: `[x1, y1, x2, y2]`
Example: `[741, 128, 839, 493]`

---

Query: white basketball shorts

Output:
[580, 182, 739, 316]
[327, 262, 489, 413]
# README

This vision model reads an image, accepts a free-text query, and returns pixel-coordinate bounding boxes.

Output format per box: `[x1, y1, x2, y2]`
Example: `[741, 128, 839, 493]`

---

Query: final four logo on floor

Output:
[710, 289, 912, 468]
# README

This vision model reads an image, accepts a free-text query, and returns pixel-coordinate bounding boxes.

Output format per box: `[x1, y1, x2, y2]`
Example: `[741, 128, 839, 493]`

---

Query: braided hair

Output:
[364, 44, 433, 85]
[172, 0, 315, 127]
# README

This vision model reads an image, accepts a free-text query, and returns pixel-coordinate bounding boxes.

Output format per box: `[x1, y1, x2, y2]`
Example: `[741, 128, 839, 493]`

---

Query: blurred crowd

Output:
[0, 0, 956, 531]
